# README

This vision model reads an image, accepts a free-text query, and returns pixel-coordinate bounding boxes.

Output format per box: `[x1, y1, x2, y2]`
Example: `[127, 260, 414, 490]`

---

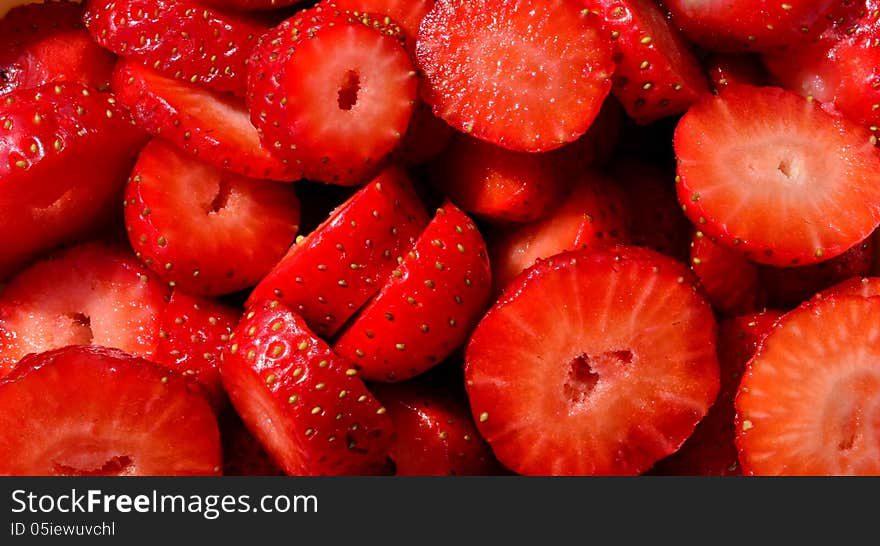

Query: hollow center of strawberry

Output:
[564, 350, 634, 405]
[53, 454, 134, 476]
[776, 156, 800, 180]
[337, 70, 361, 111]
[67, 312, 94, 344]
[208, 177, 232, 214]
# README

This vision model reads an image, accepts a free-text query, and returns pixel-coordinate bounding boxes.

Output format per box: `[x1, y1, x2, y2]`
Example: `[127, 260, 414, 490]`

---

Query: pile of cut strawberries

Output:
[1, 0, 878, 476]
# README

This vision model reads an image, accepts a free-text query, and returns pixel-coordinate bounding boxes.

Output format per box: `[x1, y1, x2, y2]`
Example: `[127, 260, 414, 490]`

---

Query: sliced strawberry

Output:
[819, 275, 880, 299]
[557, 96, 626, 170]
[112, 59, 299, 181]
[332, 0, 433, 49]
[154, 290, 240, 409]
[247, 167, 429, 337]
[675, 84, 880, 267]
[705, 53, 769, 91]
[690, 230, 763, 316]
[0, 345, 220, 476]
[371, 382, 501, 476]
[488, 172, 630, 295]
[84, 0, 266, 97]
[124, 138, 300, 295]
[663, 0, 837, 52]
[219, 405, 284, 476]
[0, 82, 148, 278]
[465, 246, 720, 475]
[334, 202, 491, 382]
[0, 242, 170, 377]
[220, 300, 394, 475]
[652, 309, 784, 476]
[416, 0, 613, 152]
[247, 7, 417, 185]
[0, 0, 117, 96]
[736, 295, 880, 475]
[198, 0, 308, 10]
[396, 100, 454, 166]
[585, 0, 709, 124]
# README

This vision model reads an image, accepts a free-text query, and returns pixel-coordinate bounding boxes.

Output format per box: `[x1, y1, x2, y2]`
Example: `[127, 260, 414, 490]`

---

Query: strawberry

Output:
[585, 0, 709, 124]
[198, 0, 308, 10]
[372, 382, 502, 476]
[396, 100, 455, 166]
[690, 230, 763, 316]
[488, 172, 630, 295]
[818, 275, 880, 299]
[220, 300, 394, 475]
[0, 242, 170, 377]
[0, 82, 148, 278]
[219, 406, 284, 476]
[0, 345, 221, 476]
[0, 0, 117, 96]
[465, 246, 720, 475]
[247, 167, 429, 337]
[334, 202, 491, 382]
[705, 53, 769, 91]
[415, 0, 614, 153]
[111, 59, 299, 181]
[651, 310, 783, 476]
[124, 138, 301, 296]
[663, 0, 837, 52]
[675, 84, 880, 267]
[331, 0, 433, 50]
[247, 6, 417, 185]
[84, 0, 266, 97]
[736, 294, 880, 475]
[154, 290, 240, 409]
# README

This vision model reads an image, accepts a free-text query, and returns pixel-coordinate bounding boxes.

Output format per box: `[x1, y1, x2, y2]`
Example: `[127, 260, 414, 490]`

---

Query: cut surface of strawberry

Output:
[416, 0, 614, 152]
[124, 138, 301, 295]
[675, 84, 880, 267]
[0, 345, 221, 476]
[465, 246, 720, 475]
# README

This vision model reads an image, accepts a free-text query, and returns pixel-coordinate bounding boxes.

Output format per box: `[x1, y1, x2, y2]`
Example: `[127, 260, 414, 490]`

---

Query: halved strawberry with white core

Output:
[220, 301, 394, 475]
[736, 295, 880, 475]
[247, 6, 417, 185]
[585, 0, 709, 124]
[690, 230, 763, 316]
[84, 0, 266, 96]
[0, 243, 169, 377]
[112, 59, 299, 181]
[334, 202, 491, 382]
[465, 246, 720, 475]
[675, 85, 880, 267]
[0, 345, 221, 476]
[416, 0, 614, 153]
[247, 167, 429, 337]
[124, 138, 301, 296]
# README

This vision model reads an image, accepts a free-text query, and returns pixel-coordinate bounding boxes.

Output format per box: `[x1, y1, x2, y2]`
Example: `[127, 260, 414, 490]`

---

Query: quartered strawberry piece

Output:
[219, 405, 283, 476]
[84, 0, 266, 97]
[0, 82, 148, 278]
[705, 53, 769, 91]
[0, 345, 221, 476]
[220, 301, 394, 475]
[247, 6, 417, 185]
[124, 138, 300, 296]
[675, 84, 880, 267]
[0, 243, 170, 377]
[585, 0, 709, 124]
[652, 309, 783, 476]
[247, 167, 428, 337]
[154, 290, 240, 409]
[488, 172, 631, 295]
[690, 230, 763, 316]
[416, 0, 614, 153]
[112, 59, 299, 181]
[0, 0, 117, 96]
[465, 246, 719, 475]
[736, 295, 880, 475]
[334, 202, 491, 382]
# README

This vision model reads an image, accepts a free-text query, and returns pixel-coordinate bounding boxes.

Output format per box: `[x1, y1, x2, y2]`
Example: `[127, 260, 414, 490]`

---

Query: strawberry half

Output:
[690, 230, 763, 316]
[0, 345, 221, 476]
[334, 202, 492, 382]
[332, 0, 433, 51]
[0, 242, 170, 377]
[0, 0, 117, 96]
[124, 138, 301, 295]
[247, 167, 429, 337]
[84, 0, 266, 96]
[585, 0, 709, 124]
[220, 300, 394, 475]
[675, 84, 880, 267]
[112, 59, 299, 181]
[465, 246, 720, 475]
[736, 295, 880, 475]
[819, 276, 880, 299]
[416, 0, 614, 153]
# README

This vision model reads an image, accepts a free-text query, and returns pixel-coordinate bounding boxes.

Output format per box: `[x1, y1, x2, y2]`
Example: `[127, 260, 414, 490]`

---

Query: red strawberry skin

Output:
[0, 0, 117, 97]
[334, 202, 492, 382]
[0, 345, 221, 476]
[705, 53, 768, 92]
[220, 301, 394, 475]
[690, 230, 764, 316]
